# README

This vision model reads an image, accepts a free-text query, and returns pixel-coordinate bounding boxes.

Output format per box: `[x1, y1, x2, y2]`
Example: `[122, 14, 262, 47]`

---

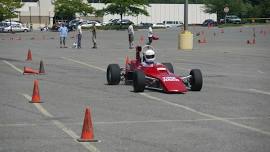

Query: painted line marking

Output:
[249, 89, 270, 96]
[61, 57, 106, 72]
[2, 60, 23, 73]
[140, 93, 270, 136]
[206, 84, 270, 96]
[20, 93, 100, 152]
[1, 116, 270, 127]
[62, 57, 270, 136]
[258, 70, 264, 74]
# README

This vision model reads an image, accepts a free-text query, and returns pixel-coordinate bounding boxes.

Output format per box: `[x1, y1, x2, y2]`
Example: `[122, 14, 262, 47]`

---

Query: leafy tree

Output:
[54, 0, 94, 21]
[0, 0, 23, 21]
[203, 0, 250, 19]
[98, 0, 150, 21]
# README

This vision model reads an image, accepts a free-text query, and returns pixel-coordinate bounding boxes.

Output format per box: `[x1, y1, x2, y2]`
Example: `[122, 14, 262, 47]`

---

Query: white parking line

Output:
[20, 93, 100, 152]
[249, 89, 270, 96]
[140, 93, 270, 136]
[61, 58, 270, 136]
[2, 60, 23, 73]
[2, 116, 270, 128]
[61, 57, 106, 72]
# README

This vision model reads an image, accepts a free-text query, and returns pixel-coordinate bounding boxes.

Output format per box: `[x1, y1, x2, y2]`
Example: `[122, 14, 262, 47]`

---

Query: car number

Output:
[163, 77, 179, 82]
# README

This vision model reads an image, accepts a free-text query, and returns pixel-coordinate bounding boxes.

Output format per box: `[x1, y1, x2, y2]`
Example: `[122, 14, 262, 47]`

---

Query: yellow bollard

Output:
[178, 30, 193, 50]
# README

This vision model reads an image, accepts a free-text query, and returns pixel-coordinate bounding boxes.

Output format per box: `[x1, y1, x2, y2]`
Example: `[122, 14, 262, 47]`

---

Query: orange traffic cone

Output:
[23, 66, 39, 75]
[30, 80, 41, 103]
[125, 56, 130, 65]
[26, 49, 32, 61]
[77, 107, 98, 142]
[221, 29, 224, 33]
[139, 35, 144, 45]
[39, 60, 45, 74]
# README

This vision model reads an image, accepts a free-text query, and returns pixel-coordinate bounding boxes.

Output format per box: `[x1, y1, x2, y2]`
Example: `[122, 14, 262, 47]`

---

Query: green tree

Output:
[98, 0, 150, 21]
[54, 0, 94, 21]
[0, 0, 23, 21]
[203, 0, 249, 20]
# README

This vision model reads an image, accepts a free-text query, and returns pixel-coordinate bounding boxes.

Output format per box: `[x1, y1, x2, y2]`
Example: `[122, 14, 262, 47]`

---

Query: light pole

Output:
[184, 0, 188, 31]
[178, 0, 193, 50]
[9, 8, 15, 33]
[29, 6, 32, 31]
[38, 0, 41, 26]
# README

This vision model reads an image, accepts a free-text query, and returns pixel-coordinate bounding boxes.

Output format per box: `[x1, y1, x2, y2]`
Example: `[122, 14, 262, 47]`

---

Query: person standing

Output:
[58, 23, 68, 48]
[128, 23, 134, 49]
[91, 23, 97, 49]
[148, 25, 153, 45]
[77, 21, 83, 49]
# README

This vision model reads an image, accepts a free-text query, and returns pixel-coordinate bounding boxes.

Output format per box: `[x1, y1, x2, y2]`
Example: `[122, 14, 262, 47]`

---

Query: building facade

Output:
[16, 1, 216, 29]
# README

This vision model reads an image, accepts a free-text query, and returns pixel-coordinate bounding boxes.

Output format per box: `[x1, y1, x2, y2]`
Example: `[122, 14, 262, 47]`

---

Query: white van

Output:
[163, 21, 183, 28]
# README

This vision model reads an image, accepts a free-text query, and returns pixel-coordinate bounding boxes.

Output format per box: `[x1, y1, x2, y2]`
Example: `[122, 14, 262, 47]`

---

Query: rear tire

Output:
[190, 69, 203, 91]
[107, 64, 121, 85]
[162, 62, 174, 73]
[133, 70, 145, 92]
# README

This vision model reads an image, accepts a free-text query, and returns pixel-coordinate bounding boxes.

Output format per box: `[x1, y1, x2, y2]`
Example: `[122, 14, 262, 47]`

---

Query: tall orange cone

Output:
[39, 60, 45, 74]
[26, 49, 32, 61]
[77, 107, 98, 142]
[139, 35, 144, 45]
[125, 56, 130, 65]
[23, 66, 39, 75]
[30, 80, 41, 103]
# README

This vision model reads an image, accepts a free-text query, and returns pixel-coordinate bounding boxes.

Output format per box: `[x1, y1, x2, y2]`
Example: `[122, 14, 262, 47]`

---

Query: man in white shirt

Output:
[148, 25, 153, 45]
[77, 21, 82, 49]
[128, 23, 134, 49]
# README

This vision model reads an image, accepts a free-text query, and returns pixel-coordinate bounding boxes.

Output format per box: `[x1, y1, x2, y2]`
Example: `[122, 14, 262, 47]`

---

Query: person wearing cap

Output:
[77, 21, 83, 49]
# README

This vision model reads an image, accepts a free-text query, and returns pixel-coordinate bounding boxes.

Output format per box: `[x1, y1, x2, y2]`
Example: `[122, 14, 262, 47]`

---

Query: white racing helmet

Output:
[143, 49, 155, 64]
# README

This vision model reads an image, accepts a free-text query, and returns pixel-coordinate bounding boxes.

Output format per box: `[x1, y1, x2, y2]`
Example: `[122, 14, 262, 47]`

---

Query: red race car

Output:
[106, 45, 203, 93]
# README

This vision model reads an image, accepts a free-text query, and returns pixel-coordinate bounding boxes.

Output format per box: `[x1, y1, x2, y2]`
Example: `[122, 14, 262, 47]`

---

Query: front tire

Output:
[190, 69, 203, 91]
[133, 70, 145, 92]
[107, 64, 121, 85]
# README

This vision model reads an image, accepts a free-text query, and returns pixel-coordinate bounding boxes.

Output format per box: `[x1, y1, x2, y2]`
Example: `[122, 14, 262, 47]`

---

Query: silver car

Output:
[3, 24, 30, 32]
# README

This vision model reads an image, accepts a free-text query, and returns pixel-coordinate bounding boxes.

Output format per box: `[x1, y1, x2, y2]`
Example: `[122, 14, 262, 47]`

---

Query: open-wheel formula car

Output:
[106, 45, 203, 93]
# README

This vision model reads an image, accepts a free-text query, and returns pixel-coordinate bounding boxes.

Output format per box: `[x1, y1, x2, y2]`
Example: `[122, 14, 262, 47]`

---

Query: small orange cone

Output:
[139, 35, 144, 45]
[30, 80, 41, 103]
[39, 60, 45, 74]
[26, 49, 32, 61]
[77, 107, 98, 142]
[23, 66, 39, 75]
[125, 56, 130, 65]
[221, 29, 224, 33]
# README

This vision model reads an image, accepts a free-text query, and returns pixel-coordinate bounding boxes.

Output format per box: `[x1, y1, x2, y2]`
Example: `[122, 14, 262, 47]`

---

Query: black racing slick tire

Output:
[107, 64, 121, 85]
[190, 69, 203, 91]
[162, 62, 174, 73]
[133, 70, 145, 92]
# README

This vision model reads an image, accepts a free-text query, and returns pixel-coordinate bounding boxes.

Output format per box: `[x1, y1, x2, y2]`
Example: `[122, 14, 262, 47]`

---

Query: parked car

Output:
[163, 21, 183, 28]
[106, 19, 133, 25]
[0, 22, 9, 32]
[225, 15, 241, 24]
[202, 19, 218, 26]
[66, 19, 80, 31]
[81, 20, 102, 28]
[153, 23, 166, 28]
[138, 22, 153, 28]
[3, 24, 30, 32]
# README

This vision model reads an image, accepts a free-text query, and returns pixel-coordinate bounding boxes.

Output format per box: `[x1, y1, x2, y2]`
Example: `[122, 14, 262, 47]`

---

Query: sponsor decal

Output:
[162, 77, 180, 82]
[157, 67, 167, 71]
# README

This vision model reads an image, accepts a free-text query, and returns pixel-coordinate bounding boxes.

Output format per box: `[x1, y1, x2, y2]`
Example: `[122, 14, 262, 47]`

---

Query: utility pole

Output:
[178, 0, 193, 50]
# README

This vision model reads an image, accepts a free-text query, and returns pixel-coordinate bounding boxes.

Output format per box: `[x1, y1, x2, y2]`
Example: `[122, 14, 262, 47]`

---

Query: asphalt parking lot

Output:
[0, 25, 270, 152]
